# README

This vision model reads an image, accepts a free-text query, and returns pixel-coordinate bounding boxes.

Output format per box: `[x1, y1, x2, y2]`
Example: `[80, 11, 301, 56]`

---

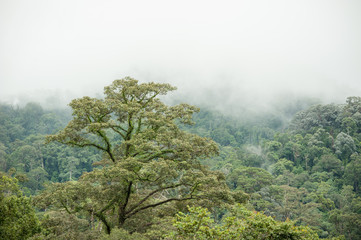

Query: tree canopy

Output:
[36, 77, 245, 235]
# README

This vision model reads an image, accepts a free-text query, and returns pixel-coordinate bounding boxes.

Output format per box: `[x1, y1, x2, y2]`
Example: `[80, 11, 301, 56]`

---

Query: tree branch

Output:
[118, 181, 133, 227]
[99, 198, 118, 214]
[127, 196, 195, 218]
[94, 211, 111, 234]
[69, 141, 107, 152]
[110, 126, 126, 139]
[126, 183, 183, 215]
[141, 92, 159, 107]
[124, 181, 133, 209]
[60, 200, 77, 214]
[122, 90, 128, 104]
[96, 130, 115, 162]
[145, 149, 175, 161]
[136, 117, 142, 134]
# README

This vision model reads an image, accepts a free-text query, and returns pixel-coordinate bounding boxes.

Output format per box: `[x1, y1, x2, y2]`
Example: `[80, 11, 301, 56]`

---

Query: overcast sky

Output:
[1, 0, 361, 110]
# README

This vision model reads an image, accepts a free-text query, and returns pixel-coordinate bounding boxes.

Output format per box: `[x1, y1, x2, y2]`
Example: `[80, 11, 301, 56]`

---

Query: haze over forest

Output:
[1, 0, 361, 112]
[3, 2, 361, 239]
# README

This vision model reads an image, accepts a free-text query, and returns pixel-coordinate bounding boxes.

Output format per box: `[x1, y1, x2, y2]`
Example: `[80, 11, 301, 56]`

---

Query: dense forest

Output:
[1, 78, 360, 239]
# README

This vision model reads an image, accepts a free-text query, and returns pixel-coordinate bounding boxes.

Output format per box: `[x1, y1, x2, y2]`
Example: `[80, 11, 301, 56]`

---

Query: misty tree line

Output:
[186, 97, 361, 239]
[0, 103, 102, 191]
[1, 78, 360, 239]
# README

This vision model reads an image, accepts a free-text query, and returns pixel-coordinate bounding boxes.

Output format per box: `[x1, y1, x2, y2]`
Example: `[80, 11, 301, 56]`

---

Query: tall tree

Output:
[37, 78, 243, 234]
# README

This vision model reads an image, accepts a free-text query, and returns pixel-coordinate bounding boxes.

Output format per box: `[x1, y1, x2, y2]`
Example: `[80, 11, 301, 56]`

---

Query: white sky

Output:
[1, 0, 361, 109]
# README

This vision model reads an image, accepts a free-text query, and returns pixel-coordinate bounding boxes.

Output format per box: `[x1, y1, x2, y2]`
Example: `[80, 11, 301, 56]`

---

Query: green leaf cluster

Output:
[0, 173, 40, 240]
[169, 204, 321, 240]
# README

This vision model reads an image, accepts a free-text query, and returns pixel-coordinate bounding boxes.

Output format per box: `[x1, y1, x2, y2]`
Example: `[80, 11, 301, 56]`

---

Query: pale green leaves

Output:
[169, 204, 320, 240]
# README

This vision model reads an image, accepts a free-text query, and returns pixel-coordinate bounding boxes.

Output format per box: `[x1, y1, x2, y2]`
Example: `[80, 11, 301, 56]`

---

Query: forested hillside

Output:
[185, 97, 361, 239]
[0, 103, 101, 195]
[1, 79, 360, 239]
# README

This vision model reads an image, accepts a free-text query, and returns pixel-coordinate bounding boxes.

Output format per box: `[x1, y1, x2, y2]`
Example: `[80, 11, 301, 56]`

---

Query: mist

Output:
[1, 0, 361, 112]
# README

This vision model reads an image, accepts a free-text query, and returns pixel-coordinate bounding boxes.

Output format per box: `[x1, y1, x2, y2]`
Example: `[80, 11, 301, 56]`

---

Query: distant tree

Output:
[0, 143, 7, 172]
[228, 166, 273, 193]
[341, 117, 357, 135]
[344, 154, 361, 193]
[290, 104, 342, 134]
[312, 154, 343, 178]
[9, 145, 41, 173]
[344, 96, 361, 116]
[334, 132, 356, 163]
[20, 102, 44, 134]
[329, 185, 361, 239]
[270, 158, 293, 176]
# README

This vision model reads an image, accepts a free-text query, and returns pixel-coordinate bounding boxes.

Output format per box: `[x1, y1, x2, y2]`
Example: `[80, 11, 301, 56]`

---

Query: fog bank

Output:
[1, 0, 361, 111]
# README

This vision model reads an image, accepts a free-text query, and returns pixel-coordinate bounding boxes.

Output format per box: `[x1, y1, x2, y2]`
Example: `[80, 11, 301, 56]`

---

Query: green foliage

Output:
[170, 206, 214, 240]
[289, 104, 342, 134]
[169, 205, 320, 240]
[0, 103, 95, 193]
[334, 132, 356, 163]
[3, 91, 361, 239]
[31, 210, 101, 240]
[228, 166, 273, 193]
[99, 227, 148, 240]
[344, 154, 361, 193]
[0, 173, 40, 240]
[270, 158, 293, 176]
[312, 154, 342, 177]
[328, 186, 361, 240]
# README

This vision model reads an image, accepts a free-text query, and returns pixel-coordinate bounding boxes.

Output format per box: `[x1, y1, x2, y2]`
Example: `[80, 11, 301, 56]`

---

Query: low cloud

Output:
[1, 0, 361, 113]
